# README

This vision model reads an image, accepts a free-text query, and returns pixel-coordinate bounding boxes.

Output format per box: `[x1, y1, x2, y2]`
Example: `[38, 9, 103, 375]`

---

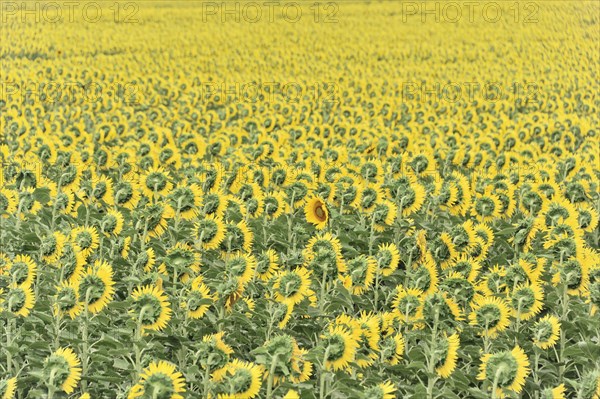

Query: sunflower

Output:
[200, 189, 230, 218]
[17, 187, 42, 216]
[577, 203, 599, 233]
[89, 174, 114, 205]
[0, 188, 18, 217]
[273, 267, 313, 305]
[372, 200, 398, 232]
[54, 282, 83, 319]
[195, 215, 226, 250]
[128, 361, 186, 399]
[289, 348, 313, 383]
[304, 196, 329, 230]
[469, 296, 511, 338]
[131, 285, 172, 332]
[44, 347, 82, 394]
[379, 332, 405, 365]
[430, 232, 458, 269]
[140, 166, 173, 199]
[341, 255, 377, 295]
[552, 258, 589, 295]
[100, 209, 124, 236]
[6, 254, 37, 287]
[541, 384, 566, 399]
[197, 332, 234, 380]
[118, 236, 132, 259]
[376, 243, 400, 276]
[136, 247, 157, 273]
[160, 242, 201, 282]
[354, 313, 381, 368]
[70, 226, 100, 260]
[214, 359, 263, 399]
[539, 197, 578, 230]
[471, 188, 502, 223]
[478, 265, 508, 297]
[532, 315, 561, 349]
[357, 183, 385, 213]
[510, 283, 544, 321]
[446, 253, 481, 282]
[5, 284, 35, 317]
[283, 390, 300, 399]
[422, 292, 464, 332]
[143, 203, 175, 239]
[259, 334, 303, 384]
[255, 249, 280, 281]
[273, 301, 295, 329]
[113, 176, 141, 210]
[58, 242, 86, 284]
[321, 325, 359, 371]
[363, 381, 396, 399]
[477, 346, 530, 398]
[0, 377, 17, 399]
[78, 260, 115, 314]
[220, 220, 253, 253]
[263, 190, 288, 219]
[407, 254, 439, 296]
[435, 333, 460, 378]
[224, 253, 257, 286]
[183, 276, 215, 319]
[304, 232, 345, 279]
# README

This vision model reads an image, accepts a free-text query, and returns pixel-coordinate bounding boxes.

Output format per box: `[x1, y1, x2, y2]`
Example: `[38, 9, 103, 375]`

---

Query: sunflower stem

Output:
[266, 353, 279, 399]
[426, 308, 440, 399]
[202, 353, 217, 399]
[5, 317, 13, 375]
[558, 283, 568, 383]
[81, 289, 91, 391]
[319, 347, 331, 399]
[319, 267, 328, 314]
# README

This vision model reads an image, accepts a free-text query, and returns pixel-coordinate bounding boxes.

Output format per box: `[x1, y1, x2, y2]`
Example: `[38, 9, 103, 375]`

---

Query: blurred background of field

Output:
[2, 1, 598, 111]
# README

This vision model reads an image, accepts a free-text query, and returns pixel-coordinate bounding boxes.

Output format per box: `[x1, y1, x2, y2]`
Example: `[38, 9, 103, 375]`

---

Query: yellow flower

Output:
[435, 333, 460, 378]
[532, 315, 561, 349]
[128, 361, 186, 399]
[321, 325, 359, 371]
[5, 254, 37, 288]
[78, 260, 115, 314]
[477, 346, 530, 398]
[5, 284, 35, 317]
[44, 347, 82, 394]
[304, 196, 329, 230]
[131, 285, 172, 332]
[273, 267, 313, 306]
[0, 377, 17, 399]
[469, 296, 511, 338]
[214, 359, 263, 399]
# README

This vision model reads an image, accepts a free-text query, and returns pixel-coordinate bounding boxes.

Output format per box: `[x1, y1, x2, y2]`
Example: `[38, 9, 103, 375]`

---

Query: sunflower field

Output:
[1, 1, 599, 398]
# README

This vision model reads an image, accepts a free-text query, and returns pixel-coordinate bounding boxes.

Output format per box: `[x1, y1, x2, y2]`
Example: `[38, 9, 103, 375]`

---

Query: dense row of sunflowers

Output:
[1, 1, 599, 398]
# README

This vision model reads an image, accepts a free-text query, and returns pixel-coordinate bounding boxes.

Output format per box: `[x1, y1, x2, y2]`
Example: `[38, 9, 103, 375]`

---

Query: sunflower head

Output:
[363, 381, 396, 399]
[131, 285, 172, 332]
[213, 359, 264, 399]
[532, 315, 561, 349]
[130, 361, 186, 399]
[304, 197, 329, 230]
[43, 347, 82, 394]
[0, 377, 17, 399]
[477, 346, 530, 397]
